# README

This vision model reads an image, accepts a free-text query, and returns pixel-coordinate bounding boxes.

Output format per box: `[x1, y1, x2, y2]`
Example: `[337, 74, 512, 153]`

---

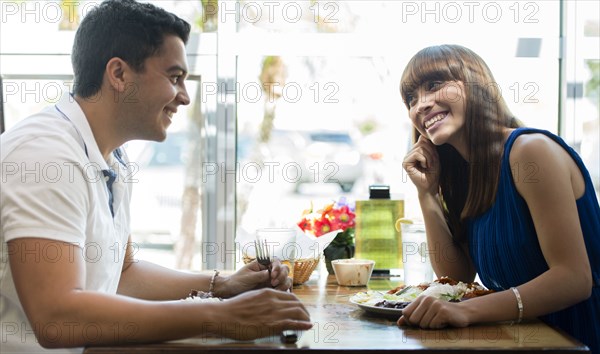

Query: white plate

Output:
[349, 298, 405, 317]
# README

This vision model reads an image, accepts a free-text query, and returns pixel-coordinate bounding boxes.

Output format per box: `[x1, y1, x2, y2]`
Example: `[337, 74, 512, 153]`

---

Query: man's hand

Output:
[217, 259, 292, 297]
[215, 288, 312, 340]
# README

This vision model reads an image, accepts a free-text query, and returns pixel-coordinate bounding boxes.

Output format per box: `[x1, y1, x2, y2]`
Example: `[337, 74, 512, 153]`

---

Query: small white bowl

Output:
[331, 259, 375, 286]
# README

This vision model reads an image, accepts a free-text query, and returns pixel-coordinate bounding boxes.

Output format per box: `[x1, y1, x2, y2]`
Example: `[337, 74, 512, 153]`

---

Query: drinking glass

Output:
[400, 222, 434, 285]
[255, 228, 298, 283]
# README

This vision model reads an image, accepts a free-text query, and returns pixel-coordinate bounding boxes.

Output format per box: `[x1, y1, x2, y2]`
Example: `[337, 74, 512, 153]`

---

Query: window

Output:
[562, 0, 600, 196]
[1, 1, 598, 271]
[231, 1, 565, 257]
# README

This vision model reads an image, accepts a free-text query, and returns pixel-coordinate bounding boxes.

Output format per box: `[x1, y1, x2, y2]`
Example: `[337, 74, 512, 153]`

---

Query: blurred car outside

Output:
[267, 129, 364, 193]
[128, 131, 188, 246]
[127, 128, 365, 246]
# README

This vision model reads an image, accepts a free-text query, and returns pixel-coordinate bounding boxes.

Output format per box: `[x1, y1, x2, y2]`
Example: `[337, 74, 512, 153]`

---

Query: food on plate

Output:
[350, 276, 494, 310]
[183, 290, 222, 303]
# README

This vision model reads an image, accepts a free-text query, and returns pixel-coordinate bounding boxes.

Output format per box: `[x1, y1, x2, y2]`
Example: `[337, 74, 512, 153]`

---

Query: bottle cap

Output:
[369, 185, 390, 199]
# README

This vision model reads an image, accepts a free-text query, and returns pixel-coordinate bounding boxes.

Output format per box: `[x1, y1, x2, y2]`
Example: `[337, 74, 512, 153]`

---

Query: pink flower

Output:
[330, 205, 355, 230]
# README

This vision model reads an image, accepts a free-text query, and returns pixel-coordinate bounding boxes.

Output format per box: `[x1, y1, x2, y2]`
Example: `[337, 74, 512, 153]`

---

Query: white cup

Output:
[331, 259, 376, 286]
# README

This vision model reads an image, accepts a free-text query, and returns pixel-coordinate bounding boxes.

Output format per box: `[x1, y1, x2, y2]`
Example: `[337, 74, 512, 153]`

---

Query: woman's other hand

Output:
[397, 296, 469, 329]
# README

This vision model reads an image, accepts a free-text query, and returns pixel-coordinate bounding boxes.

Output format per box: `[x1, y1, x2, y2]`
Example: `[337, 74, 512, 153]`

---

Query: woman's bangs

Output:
[400, 48, 459, 106]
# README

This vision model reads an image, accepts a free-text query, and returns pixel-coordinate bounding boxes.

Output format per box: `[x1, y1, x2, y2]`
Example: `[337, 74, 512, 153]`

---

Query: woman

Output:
[399, 44, 599, 352]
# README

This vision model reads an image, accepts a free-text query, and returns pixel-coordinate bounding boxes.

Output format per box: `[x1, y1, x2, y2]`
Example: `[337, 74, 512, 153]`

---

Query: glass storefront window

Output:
[1, 0, 597, 271]
[233, 1, 563, 239]
[563, 1, 600, 195]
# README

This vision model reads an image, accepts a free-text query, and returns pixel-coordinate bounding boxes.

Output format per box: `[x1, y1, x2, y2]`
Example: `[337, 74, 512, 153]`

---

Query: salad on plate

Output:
[350, 277, 494, 315]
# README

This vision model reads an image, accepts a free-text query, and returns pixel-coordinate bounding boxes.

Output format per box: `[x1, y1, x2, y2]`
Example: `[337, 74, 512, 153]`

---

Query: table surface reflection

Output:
[84, 273, 589, 353]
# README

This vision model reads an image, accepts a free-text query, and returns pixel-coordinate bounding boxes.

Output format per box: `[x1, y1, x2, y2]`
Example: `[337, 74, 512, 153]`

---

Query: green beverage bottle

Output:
[354, 185, 404, 273]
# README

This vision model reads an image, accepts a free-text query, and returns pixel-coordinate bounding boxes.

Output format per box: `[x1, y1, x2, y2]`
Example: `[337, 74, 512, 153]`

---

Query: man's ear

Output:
[105, 57, 129, 93]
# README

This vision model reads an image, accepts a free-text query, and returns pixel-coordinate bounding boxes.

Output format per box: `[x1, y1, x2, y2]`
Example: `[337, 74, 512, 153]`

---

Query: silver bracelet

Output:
[208, 269, 219, 297]
[510, 287, 524, 325]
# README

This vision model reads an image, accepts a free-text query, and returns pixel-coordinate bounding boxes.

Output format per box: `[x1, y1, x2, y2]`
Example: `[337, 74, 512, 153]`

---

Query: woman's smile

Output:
[424, 111, 449, 130]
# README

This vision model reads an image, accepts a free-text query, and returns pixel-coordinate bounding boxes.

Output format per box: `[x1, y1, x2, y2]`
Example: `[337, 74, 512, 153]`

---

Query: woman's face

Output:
[408, 81, 467, 149]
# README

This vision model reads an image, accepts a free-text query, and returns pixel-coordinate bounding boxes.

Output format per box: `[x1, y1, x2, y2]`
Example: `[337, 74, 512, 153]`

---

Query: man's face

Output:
[122, 35, 190, 142]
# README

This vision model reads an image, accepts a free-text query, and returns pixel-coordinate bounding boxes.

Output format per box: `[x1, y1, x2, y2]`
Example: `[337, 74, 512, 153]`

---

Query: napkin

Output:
[236, 225, 341, 260]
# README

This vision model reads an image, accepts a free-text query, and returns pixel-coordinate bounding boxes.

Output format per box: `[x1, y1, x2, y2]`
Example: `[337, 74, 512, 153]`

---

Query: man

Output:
[0, 1, 311, 353]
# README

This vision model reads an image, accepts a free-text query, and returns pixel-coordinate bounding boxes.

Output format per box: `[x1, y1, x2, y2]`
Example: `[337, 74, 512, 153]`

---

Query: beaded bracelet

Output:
[208, 270, 219, 297]
[510, 287, 524, 325]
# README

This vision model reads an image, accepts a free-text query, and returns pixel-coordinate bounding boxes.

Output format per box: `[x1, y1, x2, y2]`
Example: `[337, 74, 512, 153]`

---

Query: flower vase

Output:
[324, 244, 355, 275]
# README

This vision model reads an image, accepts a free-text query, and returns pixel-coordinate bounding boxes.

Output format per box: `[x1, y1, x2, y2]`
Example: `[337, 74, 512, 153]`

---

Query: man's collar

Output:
[55, 93, 110, 170]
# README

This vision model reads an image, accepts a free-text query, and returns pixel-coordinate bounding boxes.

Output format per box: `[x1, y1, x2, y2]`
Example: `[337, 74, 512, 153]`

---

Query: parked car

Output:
[128, 131, 188, 243]
[128, 128, 364, 242]
[268, 130, 364, 193]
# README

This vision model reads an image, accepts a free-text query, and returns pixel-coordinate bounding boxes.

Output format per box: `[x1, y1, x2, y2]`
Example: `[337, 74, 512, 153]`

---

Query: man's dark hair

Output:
[72, 0, 191, 98]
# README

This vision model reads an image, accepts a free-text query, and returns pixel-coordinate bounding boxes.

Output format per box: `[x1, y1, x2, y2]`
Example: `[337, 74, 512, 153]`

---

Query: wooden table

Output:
[85, 273, 589, 353]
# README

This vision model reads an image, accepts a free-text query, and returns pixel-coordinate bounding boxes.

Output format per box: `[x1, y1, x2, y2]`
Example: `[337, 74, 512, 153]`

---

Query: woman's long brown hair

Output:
[400, 45, 522, 242]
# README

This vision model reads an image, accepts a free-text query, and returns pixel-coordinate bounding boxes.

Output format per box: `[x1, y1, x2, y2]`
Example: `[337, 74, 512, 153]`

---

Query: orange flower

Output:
[297, 217, 312, 231]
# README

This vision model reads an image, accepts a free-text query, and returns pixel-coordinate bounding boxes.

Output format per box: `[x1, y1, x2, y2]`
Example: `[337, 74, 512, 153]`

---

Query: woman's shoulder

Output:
[508, 129, 584, 197]
[508, 129, 565, 164]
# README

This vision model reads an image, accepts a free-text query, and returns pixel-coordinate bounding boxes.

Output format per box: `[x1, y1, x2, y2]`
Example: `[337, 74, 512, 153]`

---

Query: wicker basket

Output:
[290, 257, 321, 285]
[243, 255, 320, 285]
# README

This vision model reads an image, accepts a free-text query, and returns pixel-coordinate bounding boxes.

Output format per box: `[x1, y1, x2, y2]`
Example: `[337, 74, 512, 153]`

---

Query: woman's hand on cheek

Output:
[402, 136, 440, 194]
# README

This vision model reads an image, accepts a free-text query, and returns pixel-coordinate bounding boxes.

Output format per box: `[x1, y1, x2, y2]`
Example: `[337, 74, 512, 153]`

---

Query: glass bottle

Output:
[354, 185, 404, 273]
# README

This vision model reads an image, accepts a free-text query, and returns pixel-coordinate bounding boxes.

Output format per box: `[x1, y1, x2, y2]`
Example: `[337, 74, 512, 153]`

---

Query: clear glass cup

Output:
[400, 222, 434, 285]
[255, 228, 298, 283]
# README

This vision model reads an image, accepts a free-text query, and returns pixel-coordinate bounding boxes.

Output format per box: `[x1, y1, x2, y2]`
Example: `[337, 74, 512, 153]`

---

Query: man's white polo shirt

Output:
[1, 93, 132, 353]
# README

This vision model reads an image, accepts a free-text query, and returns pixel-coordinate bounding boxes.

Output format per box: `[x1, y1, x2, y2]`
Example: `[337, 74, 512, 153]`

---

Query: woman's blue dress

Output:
[469, 128, 600, 353]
